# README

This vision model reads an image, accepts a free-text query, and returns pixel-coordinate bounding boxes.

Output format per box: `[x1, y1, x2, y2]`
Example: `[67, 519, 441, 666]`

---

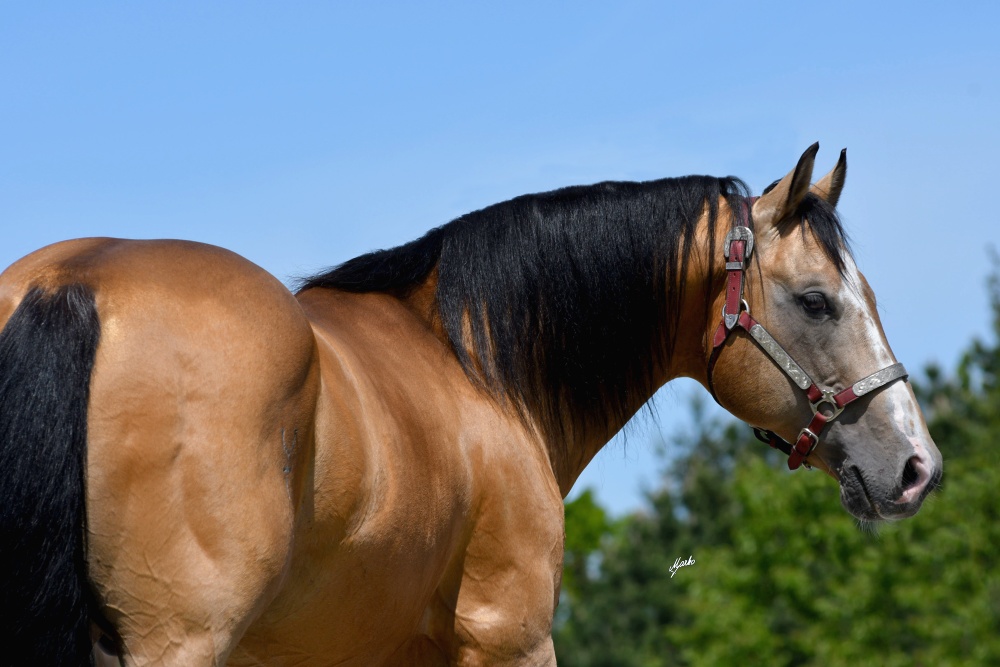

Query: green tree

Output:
[561, 488, 611, 604]
[556, 403, 753, 666]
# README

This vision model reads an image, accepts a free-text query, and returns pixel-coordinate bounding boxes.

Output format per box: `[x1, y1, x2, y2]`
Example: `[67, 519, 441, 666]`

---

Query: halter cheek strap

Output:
[706, 198, 909, 470]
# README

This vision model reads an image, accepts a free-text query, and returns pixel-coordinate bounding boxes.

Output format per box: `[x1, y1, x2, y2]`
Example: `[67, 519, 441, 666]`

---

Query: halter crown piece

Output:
[706, 197, 909, 470]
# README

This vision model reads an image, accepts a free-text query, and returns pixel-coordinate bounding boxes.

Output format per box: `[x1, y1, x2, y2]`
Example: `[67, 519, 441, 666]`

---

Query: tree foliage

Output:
[556, 263, 1000, 666]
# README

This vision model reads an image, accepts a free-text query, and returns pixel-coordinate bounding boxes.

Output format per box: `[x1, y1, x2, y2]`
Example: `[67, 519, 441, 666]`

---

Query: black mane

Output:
[298, 177, 849, 439]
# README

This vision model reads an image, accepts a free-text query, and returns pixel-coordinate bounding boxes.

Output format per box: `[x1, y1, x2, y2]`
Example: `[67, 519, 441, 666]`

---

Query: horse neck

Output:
[398, 207, 725, 497]
[668, 208, 732, 385]
[552, 213, 726, 493]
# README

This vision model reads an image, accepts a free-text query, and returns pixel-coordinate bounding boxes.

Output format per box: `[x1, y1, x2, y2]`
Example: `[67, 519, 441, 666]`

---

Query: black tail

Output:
[0, 284, 101, 666]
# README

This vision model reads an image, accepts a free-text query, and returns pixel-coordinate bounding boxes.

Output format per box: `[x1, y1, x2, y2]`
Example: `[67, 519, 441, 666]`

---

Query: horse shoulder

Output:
[446, 412, 565, 665]
[273, 288, 564, 664]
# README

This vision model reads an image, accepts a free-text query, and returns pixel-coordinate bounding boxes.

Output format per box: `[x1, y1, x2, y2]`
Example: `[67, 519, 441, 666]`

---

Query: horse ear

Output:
[753, 142, 819, 230]
[812, 148, 847, 208]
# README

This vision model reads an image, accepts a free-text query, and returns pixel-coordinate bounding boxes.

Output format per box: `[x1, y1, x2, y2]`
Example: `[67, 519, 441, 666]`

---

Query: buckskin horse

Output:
[0, 144, 942, 665]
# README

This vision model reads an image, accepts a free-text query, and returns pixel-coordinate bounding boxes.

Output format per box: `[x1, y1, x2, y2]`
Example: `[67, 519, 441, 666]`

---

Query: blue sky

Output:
[3, 2, 998, 514]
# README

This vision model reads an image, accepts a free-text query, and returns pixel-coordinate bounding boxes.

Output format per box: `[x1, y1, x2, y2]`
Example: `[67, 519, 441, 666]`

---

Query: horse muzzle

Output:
[839, 450, 942, 521]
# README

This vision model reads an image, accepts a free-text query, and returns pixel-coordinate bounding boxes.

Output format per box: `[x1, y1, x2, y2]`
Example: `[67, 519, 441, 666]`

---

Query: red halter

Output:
[706, 198, 908, 470]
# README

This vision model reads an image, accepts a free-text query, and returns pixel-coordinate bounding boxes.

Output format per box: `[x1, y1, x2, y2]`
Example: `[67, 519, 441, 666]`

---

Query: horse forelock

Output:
[757, 183, 853, 276]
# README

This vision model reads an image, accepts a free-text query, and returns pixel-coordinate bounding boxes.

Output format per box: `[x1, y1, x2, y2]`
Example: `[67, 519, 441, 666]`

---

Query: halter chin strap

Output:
[706, 197, 909, 470]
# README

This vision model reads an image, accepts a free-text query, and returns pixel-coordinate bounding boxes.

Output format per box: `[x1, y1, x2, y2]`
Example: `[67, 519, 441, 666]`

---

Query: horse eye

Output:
[800, 292, 829, 314]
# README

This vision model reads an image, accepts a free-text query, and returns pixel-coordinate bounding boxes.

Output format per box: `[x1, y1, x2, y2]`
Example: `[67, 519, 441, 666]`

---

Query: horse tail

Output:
[0, 283, 101, 665]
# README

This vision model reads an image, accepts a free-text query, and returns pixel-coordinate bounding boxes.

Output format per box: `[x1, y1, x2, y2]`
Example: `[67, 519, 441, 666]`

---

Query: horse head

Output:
[707, 144, 942, 521]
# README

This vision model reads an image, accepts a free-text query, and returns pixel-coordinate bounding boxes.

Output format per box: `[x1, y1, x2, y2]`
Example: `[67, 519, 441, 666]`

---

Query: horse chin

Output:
[839, 467, 886, 522]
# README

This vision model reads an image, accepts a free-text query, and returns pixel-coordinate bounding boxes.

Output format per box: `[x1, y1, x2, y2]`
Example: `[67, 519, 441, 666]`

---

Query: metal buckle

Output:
[794, 428, 819, 470]
[797, 428, 819, 451]
[723, 226, 754, 261]
[810, 390, 845, 422]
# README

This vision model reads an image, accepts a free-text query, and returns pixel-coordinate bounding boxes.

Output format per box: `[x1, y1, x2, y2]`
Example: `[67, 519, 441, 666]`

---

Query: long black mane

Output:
[299, 177, 848, 440]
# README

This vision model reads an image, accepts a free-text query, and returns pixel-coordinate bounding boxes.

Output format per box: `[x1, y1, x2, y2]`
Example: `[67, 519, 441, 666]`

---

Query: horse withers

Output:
[0, 145, 941, 665]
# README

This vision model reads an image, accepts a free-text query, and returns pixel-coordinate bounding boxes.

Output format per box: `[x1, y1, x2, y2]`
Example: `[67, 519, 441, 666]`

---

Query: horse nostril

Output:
[901, 457, 920, 491]
[894, 454, 934, 506]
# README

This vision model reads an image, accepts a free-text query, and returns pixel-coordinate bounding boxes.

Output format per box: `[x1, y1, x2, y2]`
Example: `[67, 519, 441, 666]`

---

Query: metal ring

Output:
[810, 390, 845, 422]
[720, 299, 751, 320]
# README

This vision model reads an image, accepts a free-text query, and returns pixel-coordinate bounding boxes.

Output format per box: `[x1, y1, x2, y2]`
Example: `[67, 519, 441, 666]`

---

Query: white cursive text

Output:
[669, 555, 696, 578]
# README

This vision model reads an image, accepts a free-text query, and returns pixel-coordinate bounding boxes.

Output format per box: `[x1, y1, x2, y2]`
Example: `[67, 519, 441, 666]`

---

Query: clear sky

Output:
[3, 2, 998, 514]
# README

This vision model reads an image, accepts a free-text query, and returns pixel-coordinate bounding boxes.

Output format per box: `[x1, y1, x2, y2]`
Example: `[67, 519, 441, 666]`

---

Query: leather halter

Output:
[706, 197, 908, 470]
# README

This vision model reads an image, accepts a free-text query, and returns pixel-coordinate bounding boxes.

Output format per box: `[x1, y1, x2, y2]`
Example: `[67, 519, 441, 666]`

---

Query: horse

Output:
[0, 144, 942, 666]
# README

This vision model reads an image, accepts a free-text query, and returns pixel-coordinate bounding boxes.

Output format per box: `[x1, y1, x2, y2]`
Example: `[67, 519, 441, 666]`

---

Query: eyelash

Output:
[800, 292, 831, 315]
